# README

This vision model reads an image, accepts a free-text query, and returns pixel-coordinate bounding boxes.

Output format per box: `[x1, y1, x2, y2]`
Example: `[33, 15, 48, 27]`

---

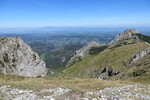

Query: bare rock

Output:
[0, 37, 47, 77]
[129, 47, 150, 65]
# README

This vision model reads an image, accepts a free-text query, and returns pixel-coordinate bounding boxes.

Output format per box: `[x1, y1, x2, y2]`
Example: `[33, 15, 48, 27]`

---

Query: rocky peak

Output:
[109, 29, 139, 44]
[0, 37, 47, 77]
[123, 29, 139, 34]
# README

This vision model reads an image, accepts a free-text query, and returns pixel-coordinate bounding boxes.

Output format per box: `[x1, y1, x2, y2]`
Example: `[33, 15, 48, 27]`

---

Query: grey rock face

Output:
[109, 29, 139, 44]
[129, 47, 150, 65]
[0, 37, 47, 77]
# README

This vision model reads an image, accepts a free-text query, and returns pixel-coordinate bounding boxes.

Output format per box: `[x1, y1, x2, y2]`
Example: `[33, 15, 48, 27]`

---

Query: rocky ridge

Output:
[62, 29, 150, 80]
[0, 37, 47, 77]
[66, 41, 103, 67]
[74, 41, 102, 57]
[66, 29, 144, 68]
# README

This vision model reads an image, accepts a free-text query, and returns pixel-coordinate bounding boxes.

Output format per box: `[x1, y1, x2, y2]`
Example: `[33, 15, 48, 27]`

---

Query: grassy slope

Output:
[0, 74, 132, 92]
[124, 54, 150, 83]
[61, 42, 149, 79]
[40, 52, 46, 60]
[136, 33, 150, 43]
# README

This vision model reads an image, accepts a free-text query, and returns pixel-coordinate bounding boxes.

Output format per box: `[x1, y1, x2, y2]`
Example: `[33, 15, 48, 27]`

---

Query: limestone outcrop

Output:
[129, 47, 150, 65]
[0, 37, 47, 77]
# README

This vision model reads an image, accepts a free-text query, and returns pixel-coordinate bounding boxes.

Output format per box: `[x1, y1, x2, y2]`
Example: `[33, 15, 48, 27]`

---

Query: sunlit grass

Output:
[0, 74, 133, 92]
[62, 42, 149, 78]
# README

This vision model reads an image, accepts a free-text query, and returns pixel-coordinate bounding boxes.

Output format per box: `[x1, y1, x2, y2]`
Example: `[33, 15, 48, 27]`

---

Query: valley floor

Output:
[0, 74, 150, 100]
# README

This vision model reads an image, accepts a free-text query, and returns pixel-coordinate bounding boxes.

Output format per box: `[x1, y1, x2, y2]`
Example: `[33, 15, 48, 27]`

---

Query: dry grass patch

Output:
[0, 74, 133, 92]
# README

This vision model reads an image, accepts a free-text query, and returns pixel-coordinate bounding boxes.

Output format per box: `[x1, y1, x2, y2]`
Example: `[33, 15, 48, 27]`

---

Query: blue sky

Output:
[0, 0, 150, 28]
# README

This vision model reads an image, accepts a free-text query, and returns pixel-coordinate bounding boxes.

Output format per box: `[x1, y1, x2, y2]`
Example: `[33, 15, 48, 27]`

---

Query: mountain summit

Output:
[110, 29, 139, 44]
